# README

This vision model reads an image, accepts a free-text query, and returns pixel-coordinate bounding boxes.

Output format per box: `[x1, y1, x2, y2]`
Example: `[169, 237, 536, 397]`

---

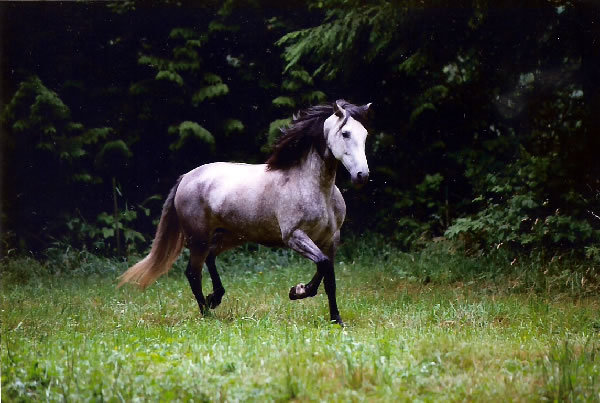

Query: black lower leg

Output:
[318, 259, 342, 325]
[305, 271, 323, 294]
[205, 254, 225, 309]
[185, 260, 207, 313]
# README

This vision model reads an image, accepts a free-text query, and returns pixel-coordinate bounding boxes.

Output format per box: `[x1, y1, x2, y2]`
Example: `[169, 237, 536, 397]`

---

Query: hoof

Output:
[331, 314, 345, 327]
[206, 292, 224, 309]
[198, 303, 209, 315]
[289, 283, 305, 300]
[289, 283, 317, 300]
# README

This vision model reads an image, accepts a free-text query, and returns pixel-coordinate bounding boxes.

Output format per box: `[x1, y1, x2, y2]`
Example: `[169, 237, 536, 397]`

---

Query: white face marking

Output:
[324, 112, 369, 185]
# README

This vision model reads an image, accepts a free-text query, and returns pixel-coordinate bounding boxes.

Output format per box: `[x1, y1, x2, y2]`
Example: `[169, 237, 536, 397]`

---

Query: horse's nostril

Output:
[355, 172, 369, 185]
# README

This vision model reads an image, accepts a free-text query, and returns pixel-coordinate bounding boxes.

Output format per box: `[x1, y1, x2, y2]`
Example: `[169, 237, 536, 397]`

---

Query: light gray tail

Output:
[118, 176, 185, 289]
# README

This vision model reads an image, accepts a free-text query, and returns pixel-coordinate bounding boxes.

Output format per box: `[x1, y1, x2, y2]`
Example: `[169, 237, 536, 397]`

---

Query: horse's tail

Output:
[118, 176, 185, 289]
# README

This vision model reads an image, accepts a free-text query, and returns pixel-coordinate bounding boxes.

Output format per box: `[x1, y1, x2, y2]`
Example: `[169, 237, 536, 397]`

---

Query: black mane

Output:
[266, 100, 366, 170]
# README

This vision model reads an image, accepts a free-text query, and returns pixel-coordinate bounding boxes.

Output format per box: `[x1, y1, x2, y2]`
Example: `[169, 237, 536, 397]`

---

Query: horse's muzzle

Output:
[352, 171, 369, 186]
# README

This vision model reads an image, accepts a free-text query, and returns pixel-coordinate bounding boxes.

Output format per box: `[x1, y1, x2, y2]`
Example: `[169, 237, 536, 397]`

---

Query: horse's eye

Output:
[342, 131, 350, 139]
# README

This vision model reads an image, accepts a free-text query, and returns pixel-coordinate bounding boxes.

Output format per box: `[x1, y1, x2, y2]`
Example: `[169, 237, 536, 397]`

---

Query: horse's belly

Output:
[216, 213, 282, 244]
[208, 187, 282, 243]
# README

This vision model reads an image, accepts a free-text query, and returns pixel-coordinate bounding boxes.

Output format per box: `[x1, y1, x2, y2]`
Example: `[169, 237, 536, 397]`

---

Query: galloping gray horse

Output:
[118, 100, 371, 325]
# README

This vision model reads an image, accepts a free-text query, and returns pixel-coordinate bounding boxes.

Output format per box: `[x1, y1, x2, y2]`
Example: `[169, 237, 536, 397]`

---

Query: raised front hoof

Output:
[206, 292, 224, 309]
[289, 283, 317, 300]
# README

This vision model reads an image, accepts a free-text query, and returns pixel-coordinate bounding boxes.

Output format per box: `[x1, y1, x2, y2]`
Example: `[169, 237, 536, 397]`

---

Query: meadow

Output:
[2, 239, 599, 401]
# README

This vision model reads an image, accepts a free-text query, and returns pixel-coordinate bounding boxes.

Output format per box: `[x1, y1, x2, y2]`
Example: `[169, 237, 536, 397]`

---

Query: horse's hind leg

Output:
[185, 245, 209, 313]
[205, 253, 225, 309]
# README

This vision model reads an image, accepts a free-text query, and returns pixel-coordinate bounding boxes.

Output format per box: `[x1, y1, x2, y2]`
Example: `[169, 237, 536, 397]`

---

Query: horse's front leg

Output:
[285, 229, 343, 325]
[289, 271, 322, 300]
[289, 231, 339, 300]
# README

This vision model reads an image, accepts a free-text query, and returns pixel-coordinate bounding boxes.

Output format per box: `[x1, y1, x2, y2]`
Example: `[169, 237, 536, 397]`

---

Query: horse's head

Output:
[324, 100, 371, 186]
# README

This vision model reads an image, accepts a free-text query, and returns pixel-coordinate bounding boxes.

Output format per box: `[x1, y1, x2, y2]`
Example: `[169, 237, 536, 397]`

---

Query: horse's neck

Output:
[298, 147, 338, 192]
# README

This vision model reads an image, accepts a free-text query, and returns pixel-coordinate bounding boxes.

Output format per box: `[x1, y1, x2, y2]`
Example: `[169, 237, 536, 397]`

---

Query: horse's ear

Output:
[359, 102, 372, 118]
[333, 100, 345, 118]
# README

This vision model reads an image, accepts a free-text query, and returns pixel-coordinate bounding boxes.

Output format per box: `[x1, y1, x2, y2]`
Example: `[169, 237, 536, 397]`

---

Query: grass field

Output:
[2, 240, 599, 401]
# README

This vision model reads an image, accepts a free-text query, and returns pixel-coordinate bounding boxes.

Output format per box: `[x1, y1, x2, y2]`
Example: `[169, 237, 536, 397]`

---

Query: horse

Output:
[118, 99, 371, 325]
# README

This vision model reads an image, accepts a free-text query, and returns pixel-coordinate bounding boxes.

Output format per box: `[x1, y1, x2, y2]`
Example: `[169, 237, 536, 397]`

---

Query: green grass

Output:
[2, 241, 599, 401]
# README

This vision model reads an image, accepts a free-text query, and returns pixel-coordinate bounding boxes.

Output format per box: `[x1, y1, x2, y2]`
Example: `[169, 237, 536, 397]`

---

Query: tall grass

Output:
[541, 338, 600, 401]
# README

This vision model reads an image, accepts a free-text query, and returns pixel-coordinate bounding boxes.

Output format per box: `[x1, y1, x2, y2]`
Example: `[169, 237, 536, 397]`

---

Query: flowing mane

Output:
[266, 100, 367, 170]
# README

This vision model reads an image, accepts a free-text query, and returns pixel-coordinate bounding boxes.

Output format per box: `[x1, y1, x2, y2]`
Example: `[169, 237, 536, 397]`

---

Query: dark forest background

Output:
[2, 0, 599, 261]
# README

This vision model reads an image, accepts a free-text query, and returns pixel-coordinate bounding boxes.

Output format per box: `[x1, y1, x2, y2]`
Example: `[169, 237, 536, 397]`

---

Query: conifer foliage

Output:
[2, 1, 599, 258]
